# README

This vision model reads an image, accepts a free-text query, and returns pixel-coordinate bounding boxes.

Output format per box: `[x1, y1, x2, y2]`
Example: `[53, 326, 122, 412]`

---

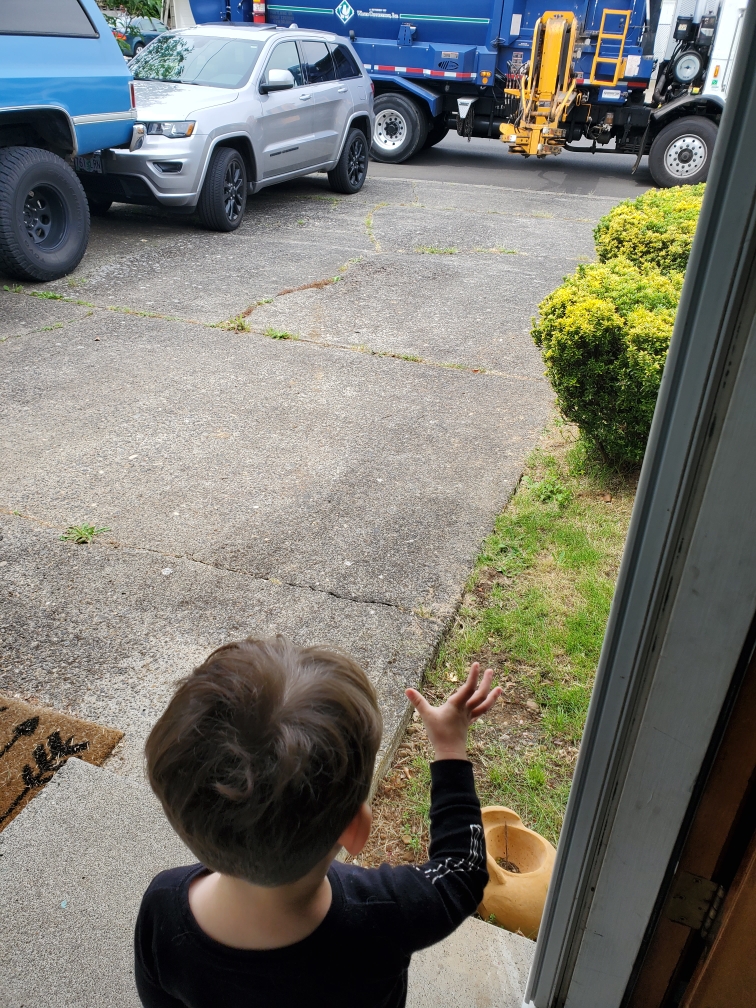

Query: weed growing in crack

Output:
[415, 246, 458, 255]
[264, 328, 297, 340]
[217, 315, 251, 332]
[60, 524, 111, 544]
[474, 247, 519, 255]
[365, 202, 389, 251]
[3, 284, 23, 293]
[27, 291, 95, 307]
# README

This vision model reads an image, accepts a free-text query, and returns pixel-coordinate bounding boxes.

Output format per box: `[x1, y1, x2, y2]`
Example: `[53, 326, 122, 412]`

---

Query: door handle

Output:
[299, 93, 312, 100]
[337, 87, 348, 92]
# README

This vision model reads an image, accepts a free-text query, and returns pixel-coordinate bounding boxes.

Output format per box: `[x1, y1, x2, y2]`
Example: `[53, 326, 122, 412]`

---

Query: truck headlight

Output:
[145, 121, 196, 138]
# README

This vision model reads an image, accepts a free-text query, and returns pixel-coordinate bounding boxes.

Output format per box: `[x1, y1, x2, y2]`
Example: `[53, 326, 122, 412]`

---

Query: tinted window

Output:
[131, 34, 263, 88]
[264, 40, 304, 87]
[330, 43, 361, 80]
[0, 0, 97, 37]
[300, 40, 336, 84]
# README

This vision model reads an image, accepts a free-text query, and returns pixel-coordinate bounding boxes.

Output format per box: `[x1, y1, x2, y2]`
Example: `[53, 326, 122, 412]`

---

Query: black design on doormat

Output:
[0, 716, 90, 826]
[0, 710, 41, 757]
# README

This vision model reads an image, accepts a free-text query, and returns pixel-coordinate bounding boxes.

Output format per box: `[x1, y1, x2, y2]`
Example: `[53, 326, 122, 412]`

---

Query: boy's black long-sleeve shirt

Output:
[134, 760, 488, 1008]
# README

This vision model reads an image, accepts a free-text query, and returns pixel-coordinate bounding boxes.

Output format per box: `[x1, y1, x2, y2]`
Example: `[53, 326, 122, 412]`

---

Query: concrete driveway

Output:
[0, 170, 628, 777]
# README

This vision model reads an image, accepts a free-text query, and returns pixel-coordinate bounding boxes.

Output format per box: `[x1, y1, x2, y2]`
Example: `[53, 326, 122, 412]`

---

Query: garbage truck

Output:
[162, 0, 748, 186]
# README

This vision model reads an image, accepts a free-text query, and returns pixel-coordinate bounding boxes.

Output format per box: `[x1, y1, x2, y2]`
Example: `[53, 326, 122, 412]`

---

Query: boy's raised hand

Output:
[405, 663, 502, 762]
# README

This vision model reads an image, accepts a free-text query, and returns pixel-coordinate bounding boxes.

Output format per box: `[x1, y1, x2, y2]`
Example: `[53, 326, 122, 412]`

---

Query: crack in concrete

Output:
[2, 282, 544, 382]
[0, 507, 423, 615]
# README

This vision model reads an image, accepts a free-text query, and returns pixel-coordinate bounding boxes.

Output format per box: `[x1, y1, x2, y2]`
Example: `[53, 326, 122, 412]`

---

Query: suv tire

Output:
[197, 146, 247, 232]
[648, 116, 718, 187]
[328, 128, 368, 194]
[371, 93, 428, 163]
[0, 146, 90, 282]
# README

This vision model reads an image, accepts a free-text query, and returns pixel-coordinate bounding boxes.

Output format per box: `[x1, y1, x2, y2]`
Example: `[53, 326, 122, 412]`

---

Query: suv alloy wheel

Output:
[328, 129, 368, 194]
[197, 146, 247, 232]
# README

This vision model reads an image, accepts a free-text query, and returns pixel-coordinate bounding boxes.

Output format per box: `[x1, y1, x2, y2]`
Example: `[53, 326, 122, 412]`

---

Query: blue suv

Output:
[0, 0, 135, 281]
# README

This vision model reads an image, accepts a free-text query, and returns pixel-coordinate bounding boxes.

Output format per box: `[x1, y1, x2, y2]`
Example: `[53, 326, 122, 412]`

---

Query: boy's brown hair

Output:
[145, 637, 382, 886]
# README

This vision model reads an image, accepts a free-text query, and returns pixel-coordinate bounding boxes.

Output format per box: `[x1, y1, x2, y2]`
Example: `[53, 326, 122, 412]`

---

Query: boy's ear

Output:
[338, 802, 372, 857]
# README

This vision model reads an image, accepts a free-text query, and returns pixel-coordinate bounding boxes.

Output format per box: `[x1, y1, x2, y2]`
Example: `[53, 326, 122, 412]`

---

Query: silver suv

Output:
[76, 24, 373, 230]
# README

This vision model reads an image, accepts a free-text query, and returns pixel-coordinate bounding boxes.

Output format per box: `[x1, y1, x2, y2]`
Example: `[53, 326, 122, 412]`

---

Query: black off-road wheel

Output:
[197, 146, 247, 232]
[648, 116, 718, 187]
[328, 129, 368, 194]
[0, 146, 90, 282]
[370, 93, 428, 163]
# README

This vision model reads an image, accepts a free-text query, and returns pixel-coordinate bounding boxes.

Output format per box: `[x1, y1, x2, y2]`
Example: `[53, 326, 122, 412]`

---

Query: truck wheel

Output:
[648, 116, 718, 187]
[371, 94, 428, 163]
[328, 129, 368, 194]
[0, 146, 89, 282]
[197, 146, 247, 232]
[423, 120, 449, 150]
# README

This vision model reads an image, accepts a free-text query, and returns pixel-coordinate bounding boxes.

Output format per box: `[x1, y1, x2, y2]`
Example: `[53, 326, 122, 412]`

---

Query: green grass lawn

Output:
[359, 423, 637, 866]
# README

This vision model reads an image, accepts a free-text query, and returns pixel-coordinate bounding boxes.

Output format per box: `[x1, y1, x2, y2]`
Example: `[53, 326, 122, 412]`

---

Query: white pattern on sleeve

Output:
[412, 824, 485, 885]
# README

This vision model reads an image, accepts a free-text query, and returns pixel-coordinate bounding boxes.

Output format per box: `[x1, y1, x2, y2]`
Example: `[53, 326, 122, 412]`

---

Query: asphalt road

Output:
[371, 129, 653, 198]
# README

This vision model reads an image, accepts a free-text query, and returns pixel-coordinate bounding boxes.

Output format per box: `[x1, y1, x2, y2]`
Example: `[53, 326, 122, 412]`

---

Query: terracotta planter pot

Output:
[478, 806, 556, 939]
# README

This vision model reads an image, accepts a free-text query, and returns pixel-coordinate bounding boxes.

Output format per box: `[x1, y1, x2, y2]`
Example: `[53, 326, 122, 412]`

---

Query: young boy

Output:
[136, 636, 501, 1007]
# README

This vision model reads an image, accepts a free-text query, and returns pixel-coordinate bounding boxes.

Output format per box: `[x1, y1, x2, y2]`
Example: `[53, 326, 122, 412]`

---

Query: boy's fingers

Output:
[470, 686, 503, 719]
[467, 667, 495, 709]
[405, 688, 434, 719]
[451, 662, 481, 706]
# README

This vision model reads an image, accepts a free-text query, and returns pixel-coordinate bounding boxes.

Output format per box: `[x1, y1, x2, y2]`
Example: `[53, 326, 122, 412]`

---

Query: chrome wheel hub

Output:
[664, 135, 707, 178]
[374, 109, 407, 151]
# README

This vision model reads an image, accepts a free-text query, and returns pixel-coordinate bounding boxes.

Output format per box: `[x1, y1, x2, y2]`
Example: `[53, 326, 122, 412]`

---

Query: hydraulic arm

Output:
[500, 11, 578, 157]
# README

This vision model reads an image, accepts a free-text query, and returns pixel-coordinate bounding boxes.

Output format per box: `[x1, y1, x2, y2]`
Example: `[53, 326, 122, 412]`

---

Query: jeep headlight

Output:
[145, 121, 196, 138]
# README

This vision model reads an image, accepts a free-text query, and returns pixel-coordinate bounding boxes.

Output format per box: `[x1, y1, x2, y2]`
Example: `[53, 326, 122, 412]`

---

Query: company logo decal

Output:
[336, 0, 355, 22]
[438, 60, 458, 70]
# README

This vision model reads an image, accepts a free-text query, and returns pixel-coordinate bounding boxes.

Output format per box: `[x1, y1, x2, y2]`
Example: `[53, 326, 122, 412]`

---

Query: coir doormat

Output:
[0, 694, 123, 830]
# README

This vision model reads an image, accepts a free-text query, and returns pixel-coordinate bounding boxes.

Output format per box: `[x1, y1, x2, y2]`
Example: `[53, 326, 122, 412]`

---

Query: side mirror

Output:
[260, 68, 295, 93]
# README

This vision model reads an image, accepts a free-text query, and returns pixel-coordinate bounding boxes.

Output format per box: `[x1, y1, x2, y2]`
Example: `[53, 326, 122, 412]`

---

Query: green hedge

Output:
[532, 258, 683, 464]
[593, 185, 705, 274]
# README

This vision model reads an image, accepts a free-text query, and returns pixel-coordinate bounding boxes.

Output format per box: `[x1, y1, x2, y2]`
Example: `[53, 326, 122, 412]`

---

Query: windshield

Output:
[130, 34, 263, 88]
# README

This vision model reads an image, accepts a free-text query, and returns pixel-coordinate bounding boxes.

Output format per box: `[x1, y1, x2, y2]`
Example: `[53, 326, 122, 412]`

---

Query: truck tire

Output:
[0, 146, 90, 282]
[371, 93, 428, 163]
[197, 146, 247, 232]
[423, 119, 450, 150]
[648, 116, 718, 187]
[328, 128, 368, 194]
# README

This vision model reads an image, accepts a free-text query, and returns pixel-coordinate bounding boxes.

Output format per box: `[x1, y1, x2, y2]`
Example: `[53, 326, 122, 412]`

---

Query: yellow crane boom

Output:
[500, 11, 578, 157]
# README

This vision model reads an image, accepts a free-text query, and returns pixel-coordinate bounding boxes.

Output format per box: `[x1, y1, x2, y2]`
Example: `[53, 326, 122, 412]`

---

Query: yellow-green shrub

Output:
[532, 258, 683, 464]
[593, 185, 704, 274]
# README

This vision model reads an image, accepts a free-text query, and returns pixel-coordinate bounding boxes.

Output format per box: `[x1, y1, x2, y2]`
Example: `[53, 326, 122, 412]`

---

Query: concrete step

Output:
[0, 758, 533, 1007]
